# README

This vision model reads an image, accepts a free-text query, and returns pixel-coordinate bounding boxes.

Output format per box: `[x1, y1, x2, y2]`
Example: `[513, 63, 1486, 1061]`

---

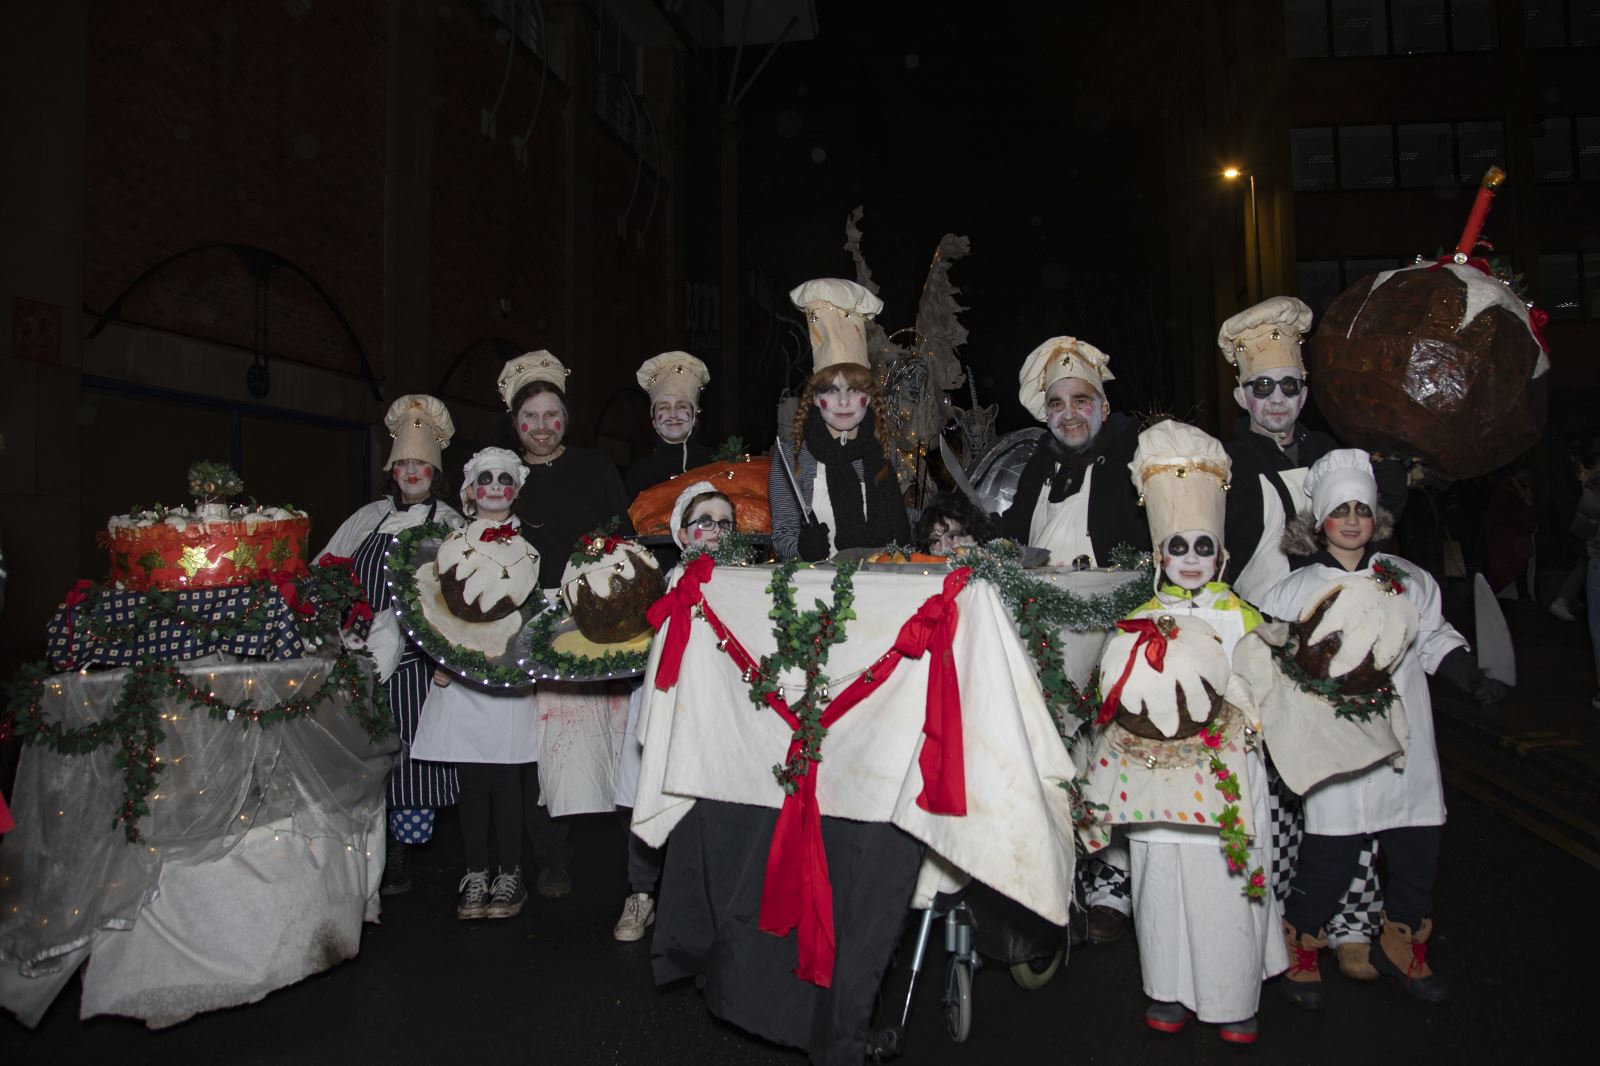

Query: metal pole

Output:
[1249, 173, 1262, 302]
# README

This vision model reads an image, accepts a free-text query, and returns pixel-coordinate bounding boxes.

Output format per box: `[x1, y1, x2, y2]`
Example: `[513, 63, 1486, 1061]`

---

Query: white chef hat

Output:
[1304, 448, 1377, 523]
[1017, 336, 1115, 421]
[460, 446, 529, 514]
[668, 479, 721, 549]
[790, 278, 884, 374]
[637, 351, 711, 408]
[1097, 614, 1229, 739]
[384, 394, 455, 472]
[1218, 295, 1313, 380]
[497, 350, 571, 411]
[1129, 420, 1232, 548]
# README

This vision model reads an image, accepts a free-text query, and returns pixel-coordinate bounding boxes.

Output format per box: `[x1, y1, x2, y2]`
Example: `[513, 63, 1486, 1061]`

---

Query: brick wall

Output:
[83, 1, 387, 375]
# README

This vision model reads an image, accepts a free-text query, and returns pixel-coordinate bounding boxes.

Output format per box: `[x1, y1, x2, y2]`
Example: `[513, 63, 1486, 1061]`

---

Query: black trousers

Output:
[522, 762, 574, 871]
[618, 807, 664, 894]
[1283, 825, 1441, 933]
[457, 762, 524, 871]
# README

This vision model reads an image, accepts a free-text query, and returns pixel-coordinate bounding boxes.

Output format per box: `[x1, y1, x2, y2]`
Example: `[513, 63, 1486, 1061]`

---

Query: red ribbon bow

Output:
[479, 523, 518, 544]
[270, 569, 316, 616]
[644, 553, 716, 690]
[1096, 617, 1173, 726]
[893, 567, 971, 815]
[59, 579, 97, 665]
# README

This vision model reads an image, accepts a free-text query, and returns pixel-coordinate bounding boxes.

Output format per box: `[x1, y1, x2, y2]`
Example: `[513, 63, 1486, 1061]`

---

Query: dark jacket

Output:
[1000, 412, 1150, 561]
[1222, 418, 1337, 586]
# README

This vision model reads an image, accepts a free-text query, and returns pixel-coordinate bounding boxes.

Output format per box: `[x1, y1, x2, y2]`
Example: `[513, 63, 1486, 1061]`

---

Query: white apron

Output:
[1029, 465, 1098, 566]
[1233, 468, 1309, 604]
[1255, 555, 1466, 835]
[412, 680, 538, 764]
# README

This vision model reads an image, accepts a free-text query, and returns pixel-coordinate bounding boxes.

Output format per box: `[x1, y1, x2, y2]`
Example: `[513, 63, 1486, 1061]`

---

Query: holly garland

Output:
[1370, 558, 1408, 596]
[523, 600, 652, 678]
[961, 542, 1151, 732]
[1198, 718, 1268, 901]
[60, 554, 372, 656]
[4, 651, 391, 843]
[1269, 631, 1399, 724]
[747, 559, 859, 795]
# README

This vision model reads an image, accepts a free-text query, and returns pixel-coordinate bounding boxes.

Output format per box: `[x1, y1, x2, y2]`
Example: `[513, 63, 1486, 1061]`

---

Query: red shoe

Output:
[1219, 1016, 1259, 1044]
[1144, 1001, 1192, 1033]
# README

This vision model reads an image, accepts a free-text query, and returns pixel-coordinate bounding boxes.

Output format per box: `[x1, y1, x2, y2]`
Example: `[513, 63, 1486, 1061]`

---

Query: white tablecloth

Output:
[0, 655, 395, 1028]
[632, 564, 1138, 927]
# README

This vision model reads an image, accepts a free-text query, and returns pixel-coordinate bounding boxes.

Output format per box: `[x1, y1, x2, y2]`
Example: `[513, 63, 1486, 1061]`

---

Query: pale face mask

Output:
[814, 372, 869, 435]
[1044, 377, 1106, 451]
[1234, 366, 1307, 437]
[678, 497, 735, 551]
[472, 470, 518, 520]
[1161, 529, 1220, 590]
[392, 459, 434, 504]
[515, 392, 567, 458]
[652, 398, 697, 444]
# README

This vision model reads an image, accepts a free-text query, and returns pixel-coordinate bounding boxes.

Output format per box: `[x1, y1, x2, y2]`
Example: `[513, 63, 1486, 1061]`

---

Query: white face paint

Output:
[678, 496, 735, 551]
[814, 372, 870, 435]
[1161, 528, 1220, 590]
[516, 392, 567, 459]
[652, 398, 697, 444]
[393, 459, 434, 505]
[472, 469, 518, 520]
[1322, 501, 1375, 553]
[1044, 377, 1106, 450]
[1233, 366, 1307, 437]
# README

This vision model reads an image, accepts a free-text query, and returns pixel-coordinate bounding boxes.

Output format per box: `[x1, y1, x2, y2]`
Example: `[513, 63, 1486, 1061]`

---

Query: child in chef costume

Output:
[412, 446, 541, 921]
[1078, 420, 1287, 1044]
[612, 480, 738, 942]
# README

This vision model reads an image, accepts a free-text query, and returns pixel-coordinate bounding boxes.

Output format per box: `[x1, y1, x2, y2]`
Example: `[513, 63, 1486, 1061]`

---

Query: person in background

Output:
[626, 351, 714, 498]
[318, 395, 466, 895]
[912, 491, 998, 557]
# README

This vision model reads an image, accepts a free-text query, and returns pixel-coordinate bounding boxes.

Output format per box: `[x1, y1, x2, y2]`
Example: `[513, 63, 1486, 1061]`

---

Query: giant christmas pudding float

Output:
[1310, 168, 1549, 480]
[556, 526, 665, 654]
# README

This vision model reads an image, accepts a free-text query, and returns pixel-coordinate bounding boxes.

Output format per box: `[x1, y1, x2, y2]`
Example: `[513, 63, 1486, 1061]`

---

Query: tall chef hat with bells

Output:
[789, 278, 884, 373]
[1303, 447, 1378, 524]
[459, 446, 529, 515]
[637, 351, 711, 407]
[384, 394, 455, 472]
[1217, 295, 1314, 380]
[1016, 337, 1115, 421]
[496, 350, 572, 411]
[1129, 420, 1233, 550]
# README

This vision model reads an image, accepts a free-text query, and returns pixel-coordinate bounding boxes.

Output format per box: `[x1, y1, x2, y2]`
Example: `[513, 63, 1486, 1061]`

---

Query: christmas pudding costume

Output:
[1079, 420, 1287, 1034]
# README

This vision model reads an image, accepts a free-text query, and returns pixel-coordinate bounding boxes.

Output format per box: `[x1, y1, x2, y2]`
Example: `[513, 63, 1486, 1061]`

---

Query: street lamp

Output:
[1223, 166, 1261, 302]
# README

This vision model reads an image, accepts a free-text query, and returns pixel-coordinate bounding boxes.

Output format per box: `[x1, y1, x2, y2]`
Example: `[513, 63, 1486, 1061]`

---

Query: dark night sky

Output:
[732, 2, 1189, 419]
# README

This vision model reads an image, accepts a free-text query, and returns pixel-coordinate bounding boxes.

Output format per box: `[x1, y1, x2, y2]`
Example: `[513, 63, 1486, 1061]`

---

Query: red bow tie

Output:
[479, 523, 517, 543]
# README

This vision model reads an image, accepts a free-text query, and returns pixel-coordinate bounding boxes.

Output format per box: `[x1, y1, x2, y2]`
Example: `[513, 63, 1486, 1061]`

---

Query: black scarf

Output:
[802, 409, 910, 550]
[1015, 432, 1094, 508]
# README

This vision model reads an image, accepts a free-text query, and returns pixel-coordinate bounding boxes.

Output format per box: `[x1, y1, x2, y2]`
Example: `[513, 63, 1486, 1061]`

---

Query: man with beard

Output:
[625, 351, 714, 497]
[1218, 297, 1337, 604]
[999, 336, 1148, 566]
[1001, 336, 1149, 944]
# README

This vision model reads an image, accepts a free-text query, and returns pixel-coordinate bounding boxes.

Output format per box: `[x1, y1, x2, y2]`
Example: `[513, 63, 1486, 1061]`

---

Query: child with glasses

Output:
[671, 482, 737, 553]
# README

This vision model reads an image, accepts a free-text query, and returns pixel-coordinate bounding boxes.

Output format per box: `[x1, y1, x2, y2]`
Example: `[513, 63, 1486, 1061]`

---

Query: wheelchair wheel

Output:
[944, 958, 973, 1043]
[1009, 948, 1064, 990]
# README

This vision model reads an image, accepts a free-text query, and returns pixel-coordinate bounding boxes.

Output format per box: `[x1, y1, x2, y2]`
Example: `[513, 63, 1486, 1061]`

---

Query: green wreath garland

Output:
[4, 650, 390, 843]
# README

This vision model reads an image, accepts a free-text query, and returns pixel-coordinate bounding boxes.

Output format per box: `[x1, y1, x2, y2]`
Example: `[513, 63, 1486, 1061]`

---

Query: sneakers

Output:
[613, 892, 656, 942]
[456, 868, 491, 920]
[486, 865, 528, 919]
[380, 841, 413, 896]
[536, 865, 572, 898]
[1219, 1016, 1259, 1044]
[1143, 1000, 1191, 1033]
[1550, 598, 1577, 622]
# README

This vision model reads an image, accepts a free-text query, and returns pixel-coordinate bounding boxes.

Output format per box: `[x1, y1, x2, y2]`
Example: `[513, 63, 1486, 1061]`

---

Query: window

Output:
[1393, 0, 1448, 52]
[1333, 0, 1391, 54]
[1286, 0, 1332, 56]
[1455, 121, 1505, 185]
[1297, 260, 1343, 314]
[1292, 127, 1339, 191]
[1535, 117, 1576, 182]
[1288, 0, 1499, 54]
[483, 0, 544, 55]
[1398, 122, 1455, 187]
[1340, 125, 1396, 188]
[1579, 117, 1600, 181]
[1541, 253, 1583, 320]
[1525, 1, 1600, 46]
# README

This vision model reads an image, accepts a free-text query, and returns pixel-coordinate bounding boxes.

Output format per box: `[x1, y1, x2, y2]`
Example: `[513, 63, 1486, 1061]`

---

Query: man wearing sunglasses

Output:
[1217, 296, 1336, 603]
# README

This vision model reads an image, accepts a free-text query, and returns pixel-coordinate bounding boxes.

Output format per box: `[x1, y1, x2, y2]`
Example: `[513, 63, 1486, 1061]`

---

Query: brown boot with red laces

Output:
[1279, 920, 1327, 1010]
[1372, 916, 1449, 1003]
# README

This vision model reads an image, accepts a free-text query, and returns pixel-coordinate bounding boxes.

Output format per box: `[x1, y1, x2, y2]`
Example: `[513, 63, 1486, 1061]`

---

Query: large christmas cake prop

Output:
[560, 529, 664, 646]
[414, 519, 543, 659]
[101, 462, 310, 591]
[1310, 168, 1549, 480]
[628, 451, 773, 537]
